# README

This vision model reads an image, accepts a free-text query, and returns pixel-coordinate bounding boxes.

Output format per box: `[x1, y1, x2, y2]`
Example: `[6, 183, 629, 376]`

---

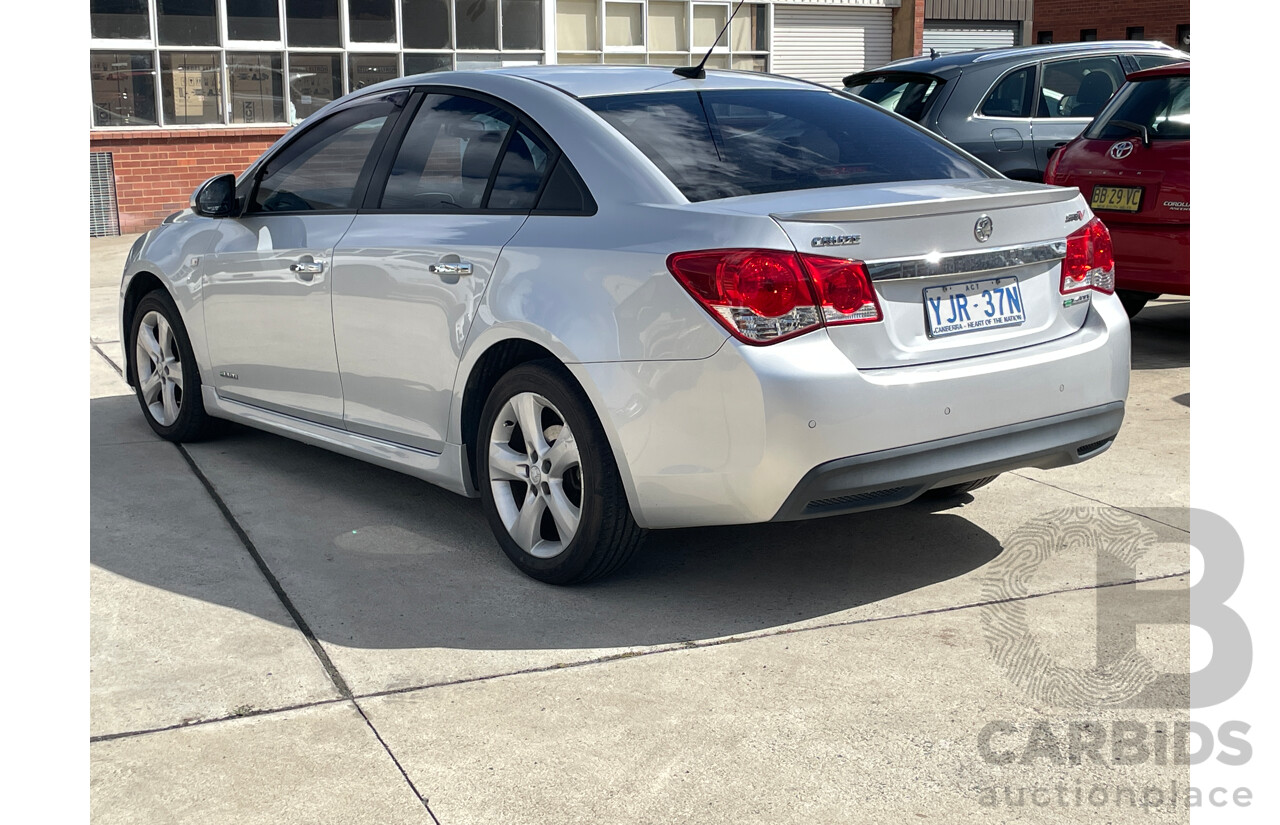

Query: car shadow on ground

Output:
[92, 395, 1004, 652]
[1130, 298, 1189, 370]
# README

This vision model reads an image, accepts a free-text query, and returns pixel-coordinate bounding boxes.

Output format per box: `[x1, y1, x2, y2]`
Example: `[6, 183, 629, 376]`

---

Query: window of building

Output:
[1176, 24, 1190, 51]
[1036, 31, 1053, 45]
[1079, 29, 1097, 42]
[457, 0, 499, 49]
[287, 0, 341, 47]
[160, 51, 223, 124]
[560, 2, 767, 69]
[157, 0, 219, 46]
[349, 0, 397, 43]
[227, 1, 280, 41]
[91, 50, 158, 126]
[289, 52, 342, 121]
[349, 53, 401, 91]
[403, 0, 451, 48]
[91, 1, 151, 39]
[1126, 27, 1145, 40]
[228, 52, 285, 123]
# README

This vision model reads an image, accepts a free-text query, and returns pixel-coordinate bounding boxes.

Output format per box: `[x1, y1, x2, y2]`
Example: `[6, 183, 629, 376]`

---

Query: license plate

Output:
[923, 276, 1025, 338]
[1090, 185, 1143, 213]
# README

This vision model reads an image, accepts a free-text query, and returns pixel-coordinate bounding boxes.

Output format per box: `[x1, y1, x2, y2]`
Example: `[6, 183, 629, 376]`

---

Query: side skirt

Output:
[202, 387, 477, 498]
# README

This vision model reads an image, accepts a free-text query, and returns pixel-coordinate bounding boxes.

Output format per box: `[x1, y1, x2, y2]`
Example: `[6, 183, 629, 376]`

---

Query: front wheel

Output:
[130, 290, 217, 442]
[478, 362, 645, 584]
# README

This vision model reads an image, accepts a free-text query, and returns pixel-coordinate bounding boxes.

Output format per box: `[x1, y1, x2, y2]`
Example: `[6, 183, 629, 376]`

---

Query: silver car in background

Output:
[119, 66, 1129, 584]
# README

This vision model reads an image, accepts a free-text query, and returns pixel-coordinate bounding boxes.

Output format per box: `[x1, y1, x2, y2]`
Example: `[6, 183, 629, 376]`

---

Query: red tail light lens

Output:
[666, 249, 882, 344]
[1044, 147, 1065, 185]
[1061, 217, 1116, 295]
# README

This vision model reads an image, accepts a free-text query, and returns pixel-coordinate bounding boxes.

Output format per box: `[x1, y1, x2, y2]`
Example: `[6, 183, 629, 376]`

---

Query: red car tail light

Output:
[1044, 146, 1065, 185]
[666, 249, 882, 344]
[1061, 218, 1116, 295]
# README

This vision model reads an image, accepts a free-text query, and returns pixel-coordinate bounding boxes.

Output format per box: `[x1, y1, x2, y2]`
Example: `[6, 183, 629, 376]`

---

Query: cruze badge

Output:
[1109, 141, 1135, 160]
[811, 234, 861, 248]
[974, 215, 993, 243]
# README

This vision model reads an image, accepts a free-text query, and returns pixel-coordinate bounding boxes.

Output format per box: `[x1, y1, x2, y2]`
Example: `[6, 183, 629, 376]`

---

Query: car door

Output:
[968, 64, 1039, 180]
[330, 91, 554, 452]
[200, 92, 405, 425]
[1030, 55, 1127, 176]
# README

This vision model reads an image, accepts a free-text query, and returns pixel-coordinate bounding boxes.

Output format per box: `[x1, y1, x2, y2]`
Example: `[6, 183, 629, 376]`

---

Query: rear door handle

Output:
[429, 262, 473, 276]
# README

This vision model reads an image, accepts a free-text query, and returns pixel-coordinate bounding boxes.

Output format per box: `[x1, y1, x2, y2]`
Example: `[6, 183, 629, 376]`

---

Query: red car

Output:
[1045, 62, 1189, 317]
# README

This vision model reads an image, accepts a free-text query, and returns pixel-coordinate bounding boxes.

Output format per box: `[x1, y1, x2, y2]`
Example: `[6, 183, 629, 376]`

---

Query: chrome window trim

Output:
[865, 241, 1067, 282]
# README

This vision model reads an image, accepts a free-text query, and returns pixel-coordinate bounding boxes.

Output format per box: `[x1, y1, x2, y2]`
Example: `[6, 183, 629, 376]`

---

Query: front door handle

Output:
[290, 260, 325, 275]
[429, 261, 473, 276]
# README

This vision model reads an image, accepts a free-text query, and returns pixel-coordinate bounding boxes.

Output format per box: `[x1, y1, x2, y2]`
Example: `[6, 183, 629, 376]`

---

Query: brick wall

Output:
[90, 127, 291, 234]
[1032, 0, 1190, 46]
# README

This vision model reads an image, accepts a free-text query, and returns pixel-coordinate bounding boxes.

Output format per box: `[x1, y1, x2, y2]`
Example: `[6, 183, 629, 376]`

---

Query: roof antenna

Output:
[674, 0, 746, 79]
[929, 48, 939, 60]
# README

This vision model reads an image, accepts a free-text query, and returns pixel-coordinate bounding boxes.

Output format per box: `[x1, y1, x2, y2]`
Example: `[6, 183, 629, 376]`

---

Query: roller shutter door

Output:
[772, 5, 894, 88]
[922, 22, 1019, 55]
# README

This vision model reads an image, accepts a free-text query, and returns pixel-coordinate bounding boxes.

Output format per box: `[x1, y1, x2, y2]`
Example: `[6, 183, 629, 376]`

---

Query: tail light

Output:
[1061, 217, 1115, 295]
[666, 249, 882, 344]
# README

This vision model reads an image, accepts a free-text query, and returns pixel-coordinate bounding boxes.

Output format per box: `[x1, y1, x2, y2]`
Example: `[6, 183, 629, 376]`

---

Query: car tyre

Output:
[924, 475, 999, 499]
[1118, 290, 1158, 319]
[130, 289, 217, 442]
[478, 361, 646, 584]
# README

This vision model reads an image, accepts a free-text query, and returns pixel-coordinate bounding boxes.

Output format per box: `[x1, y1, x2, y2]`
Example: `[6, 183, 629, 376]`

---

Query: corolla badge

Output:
[974, 215, 993, 243]
[1109, 140, 1135, 160]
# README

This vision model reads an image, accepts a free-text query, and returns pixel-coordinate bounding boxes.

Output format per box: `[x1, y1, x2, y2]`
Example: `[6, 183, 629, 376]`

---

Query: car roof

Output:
[863, 40, 1186, 76]
[1127, 60, 1191, 81]
[389, 65, 825, 99]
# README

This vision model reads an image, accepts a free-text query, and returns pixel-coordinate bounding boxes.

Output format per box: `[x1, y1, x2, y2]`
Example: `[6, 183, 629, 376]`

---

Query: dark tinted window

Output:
[1086, 74, 1190, 140]
[156, 0, 217, 46]
[379, 94, 515, 211]
[586, 90, 988, 202]
[227, 0, 281, 41]
[91, 0, 150, 39]
[846, 74, 943, 122]
[489, 125, 551, 210]
[536, 158, 594, 213]
[981, 66, 1034, 118]
[252, 100, 396, 212]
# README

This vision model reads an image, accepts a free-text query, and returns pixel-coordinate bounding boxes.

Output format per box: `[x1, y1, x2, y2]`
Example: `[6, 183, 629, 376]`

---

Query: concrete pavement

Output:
[91, 234, 1192, 823]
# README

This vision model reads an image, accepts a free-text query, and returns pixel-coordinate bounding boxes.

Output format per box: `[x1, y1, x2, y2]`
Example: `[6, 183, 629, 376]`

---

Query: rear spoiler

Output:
[842, 69, 945, 89]
[771, 187, 1078, 223]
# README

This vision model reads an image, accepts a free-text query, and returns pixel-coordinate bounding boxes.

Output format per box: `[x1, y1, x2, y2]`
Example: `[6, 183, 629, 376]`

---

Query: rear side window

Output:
[585, 89, 989, 202]
[980, 66, 1035, 118]
[846, 73, 943, 122]
[1085, 75, 1190, 140]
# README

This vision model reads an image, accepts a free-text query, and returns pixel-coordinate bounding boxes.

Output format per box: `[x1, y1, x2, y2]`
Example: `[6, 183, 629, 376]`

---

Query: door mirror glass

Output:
[192, 173, 237, 217]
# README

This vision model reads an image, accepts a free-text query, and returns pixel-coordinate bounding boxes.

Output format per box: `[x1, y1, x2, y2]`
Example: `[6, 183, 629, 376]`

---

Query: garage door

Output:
[772, 5, 894, 88]
[922, 22, 1019, 55]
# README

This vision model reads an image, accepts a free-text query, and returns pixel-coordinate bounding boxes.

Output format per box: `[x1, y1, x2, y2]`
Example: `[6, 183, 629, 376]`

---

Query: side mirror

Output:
[191, 173, 237, 218]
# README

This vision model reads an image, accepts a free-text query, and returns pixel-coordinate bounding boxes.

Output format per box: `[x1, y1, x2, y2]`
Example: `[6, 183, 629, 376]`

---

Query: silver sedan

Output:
[119, 66, 1129, 583]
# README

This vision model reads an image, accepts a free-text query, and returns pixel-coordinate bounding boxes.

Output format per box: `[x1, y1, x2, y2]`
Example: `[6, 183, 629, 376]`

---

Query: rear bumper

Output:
[571, 295, 1130, 529]
[772, 402, 1123, 521]
[1109, 222, 1190, 295]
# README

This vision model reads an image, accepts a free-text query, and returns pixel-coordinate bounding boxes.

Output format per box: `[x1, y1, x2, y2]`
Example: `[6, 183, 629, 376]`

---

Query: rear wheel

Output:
[1118, 290, 1158, 319]
[924, 475, 999, 499]
[130, 290, 216, 442]
[478, 362, 646, 584]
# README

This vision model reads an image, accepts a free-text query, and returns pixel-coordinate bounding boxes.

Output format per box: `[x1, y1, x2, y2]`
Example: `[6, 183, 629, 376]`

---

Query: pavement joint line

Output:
[1007, 472, 1190, 534]
[89, 696, 351, 743]
[174, 443, 442, 821]
[350, 699, 444, 824]
[92, 341, 124, 377]
[174, 443, 353, 700]
[349, 569, 1192, 705]
[87, 570, 1190, 744]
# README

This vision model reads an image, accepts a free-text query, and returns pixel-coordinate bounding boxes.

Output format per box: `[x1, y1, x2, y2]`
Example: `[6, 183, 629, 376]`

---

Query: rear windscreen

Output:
[585, 89, 989, 202]
[1085, 75, 1190, 141]
[846, 74, 943, 122]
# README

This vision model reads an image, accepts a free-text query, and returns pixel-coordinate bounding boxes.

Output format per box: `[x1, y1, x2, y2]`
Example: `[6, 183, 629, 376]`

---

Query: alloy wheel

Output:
[135, 309, 184, 426]
[487, 392, 584, 558]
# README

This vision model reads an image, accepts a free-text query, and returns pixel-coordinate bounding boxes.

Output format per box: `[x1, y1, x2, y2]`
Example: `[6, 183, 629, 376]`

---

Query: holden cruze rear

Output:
[552, 83, 1130, 529]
